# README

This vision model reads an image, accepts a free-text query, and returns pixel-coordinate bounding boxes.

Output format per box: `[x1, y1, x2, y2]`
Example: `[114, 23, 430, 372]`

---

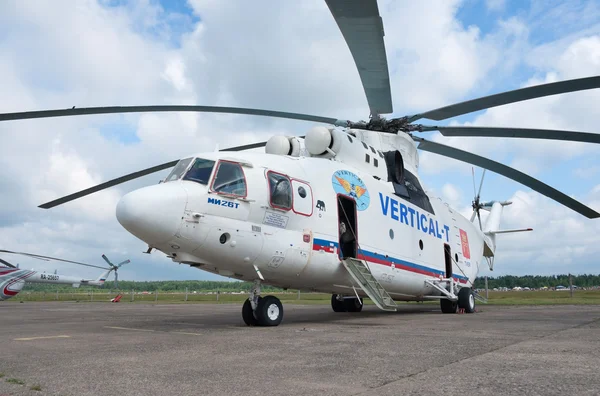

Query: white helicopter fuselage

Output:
[0, 267, 111, 301]
[116, 130, 484, 301]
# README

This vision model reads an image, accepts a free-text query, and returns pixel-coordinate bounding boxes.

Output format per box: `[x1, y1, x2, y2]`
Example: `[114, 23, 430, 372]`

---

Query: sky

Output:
[0, 0, 599, 282]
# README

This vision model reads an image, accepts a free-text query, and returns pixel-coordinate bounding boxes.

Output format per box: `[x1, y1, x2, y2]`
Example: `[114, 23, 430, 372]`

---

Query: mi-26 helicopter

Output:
[0, 250, 129, 301]
[1, 0, 599, 325]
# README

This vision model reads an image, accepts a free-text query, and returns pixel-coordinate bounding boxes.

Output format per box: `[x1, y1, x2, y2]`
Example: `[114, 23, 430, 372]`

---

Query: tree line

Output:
[20, 274, 600, 293]
[22, 280, 287, 293]
[472, 274, 600, 289]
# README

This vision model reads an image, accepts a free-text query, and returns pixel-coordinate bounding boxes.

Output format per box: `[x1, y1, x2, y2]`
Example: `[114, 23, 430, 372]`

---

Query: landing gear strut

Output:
[242, 280, 284, 326]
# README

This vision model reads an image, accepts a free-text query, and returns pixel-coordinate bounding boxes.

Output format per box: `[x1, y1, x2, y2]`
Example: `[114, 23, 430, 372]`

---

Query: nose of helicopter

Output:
[116, 183, 187, 245]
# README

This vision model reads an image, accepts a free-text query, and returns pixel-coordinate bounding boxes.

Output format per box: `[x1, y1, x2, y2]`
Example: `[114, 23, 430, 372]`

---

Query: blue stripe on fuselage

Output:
[312, 237, 469, 282]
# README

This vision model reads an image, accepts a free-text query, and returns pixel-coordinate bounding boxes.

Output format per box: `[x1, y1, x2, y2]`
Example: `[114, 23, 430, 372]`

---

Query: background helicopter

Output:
[0, 249, 129, 301]
[1, 0, 596, 324]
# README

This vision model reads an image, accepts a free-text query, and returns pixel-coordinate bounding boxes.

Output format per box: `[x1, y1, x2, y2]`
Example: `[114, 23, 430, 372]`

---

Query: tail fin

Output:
[95, 269, 112, 285]
[481, 200, 532, 270]
[482, 201, 511, 233]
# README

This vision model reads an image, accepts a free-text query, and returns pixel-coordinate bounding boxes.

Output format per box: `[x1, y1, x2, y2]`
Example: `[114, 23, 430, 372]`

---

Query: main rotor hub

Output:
[344, 116, 424, 134]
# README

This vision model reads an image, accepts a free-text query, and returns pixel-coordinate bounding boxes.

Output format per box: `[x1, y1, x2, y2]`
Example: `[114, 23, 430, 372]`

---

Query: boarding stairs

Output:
[341, 258, 398, 311]
[473, 290, 488, 303]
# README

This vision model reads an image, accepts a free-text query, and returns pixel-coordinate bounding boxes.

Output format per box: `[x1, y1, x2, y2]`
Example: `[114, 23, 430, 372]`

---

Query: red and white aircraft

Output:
[0, 251, 129, 301]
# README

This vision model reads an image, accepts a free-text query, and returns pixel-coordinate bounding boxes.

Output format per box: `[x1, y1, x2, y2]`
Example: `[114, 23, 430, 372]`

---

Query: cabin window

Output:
[165, 157, 193, 182]
[211, 161, 247, 197]
[292, 179, 313, 216]
[297, 186, 307, 198]
[182, 158, 215, 185]
[268, 171, 292, 210]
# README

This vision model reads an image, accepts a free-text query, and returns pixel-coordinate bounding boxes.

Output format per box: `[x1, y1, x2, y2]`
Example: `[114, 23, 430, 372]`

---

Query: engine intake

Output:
[265, 135, 302, 157]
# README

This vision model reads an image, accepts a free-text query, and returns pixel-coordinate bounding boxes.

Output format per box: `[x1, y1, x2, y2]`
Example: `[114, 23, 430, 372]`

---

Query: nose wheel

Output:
[242, 280, 284, 326]
[242, 296, 284, 326]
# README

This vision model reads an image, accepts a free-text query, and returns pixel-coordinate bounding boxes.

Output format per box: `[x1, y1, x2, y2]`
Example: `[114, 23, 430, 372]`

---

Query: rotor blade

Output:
[477, 209, 483, 230]
[0, 257, 16, 268]
[325, 0, 393, 117]
[116, 259, 130, 268]
[477, 169, 486, 200]
[0, 105, 346, 125]
[38, 159, 179, 209]
[409, 75, 600, 122]
[38, 140, 272, 209]
[0, 249, 109, 269]
[469, 210, 477, 223]
[424, 126, 600, 144]
[471, 167, 476, 198]
[413, 137, 600, 219]
[101, 254, 114, 267]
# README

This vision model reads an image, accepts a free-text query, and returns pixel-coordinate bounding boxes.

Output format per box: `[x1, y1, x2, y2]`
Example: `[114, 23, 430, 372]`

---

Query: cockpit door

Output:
[291, 179, 313, 216]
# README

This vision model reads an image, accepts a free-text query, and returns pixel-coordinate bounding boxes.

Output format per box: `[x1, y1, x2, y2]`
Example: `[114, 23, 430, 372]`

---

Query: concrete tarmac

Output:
[0, 302, 599, 396]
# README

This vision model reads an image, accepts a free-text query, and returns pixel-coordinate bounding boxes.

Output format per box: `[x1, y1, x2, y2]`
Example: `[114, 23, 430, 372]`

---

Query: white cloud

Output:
[480, 185, 600, 276]
[441, 183, 463, 208]
[486, 0, 506, 12]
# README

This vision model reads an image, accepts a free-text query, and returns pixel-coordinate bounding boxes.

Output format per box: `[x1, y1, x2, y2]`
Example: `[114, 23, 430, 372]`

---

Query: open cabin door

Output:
[337, 195, 358, 259]
[444, 243, 452, 278]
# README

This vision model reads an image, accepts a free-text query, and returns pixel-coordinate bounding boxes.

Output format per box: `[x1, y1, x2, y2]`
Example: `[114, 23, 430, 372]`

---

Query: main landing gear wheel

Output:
[331, 295, 363, 312]
[242, 297, 261, 326]
[255, 295, 284, 326]
[440, 299, 458, 314]
[331, 294, 346, 312]
[344, 297, 363, 312]
[458, 287, 476, 313]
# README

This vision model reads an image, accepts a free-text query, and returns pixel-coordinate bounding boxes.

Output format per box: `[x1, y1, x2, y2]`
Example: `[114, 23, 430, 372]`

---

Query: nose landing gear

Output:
[242, 280, 284, 326]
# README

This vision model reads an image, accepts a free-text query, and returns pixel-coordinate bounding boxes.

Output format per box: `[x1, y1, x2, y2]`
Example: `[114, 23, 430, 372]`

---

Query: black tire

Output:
[344, 297, 363, 312]
[440, 299, 458, 314]
[331, 294, 347, 312]
[255, 295, 284, 326]
[458, 287, 476, 313]
[242, 298, 258, 326]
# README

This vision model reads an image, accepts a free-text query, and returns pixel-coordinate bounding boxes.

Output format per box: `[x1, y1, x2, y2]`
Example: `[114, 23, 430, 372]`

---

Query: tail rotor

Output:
[101, 254, 130, 290]
[471, 168, 486, 230]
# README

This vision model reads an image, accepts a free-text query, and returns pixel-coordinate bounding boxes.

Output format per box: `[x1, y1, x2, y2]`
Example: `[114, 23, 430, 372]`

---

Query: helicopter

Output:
[0, 0, 599, 325]
[0, 250, 130, 301]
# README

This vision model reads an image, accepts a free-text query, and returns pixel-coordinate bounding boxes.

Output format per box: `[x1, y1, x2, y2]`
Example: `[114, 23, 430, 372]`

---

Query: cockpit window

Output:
[164, 157, 193, 183]
[211, 161, 247, 196]
[183, 158, 216, 185]
[268, 171, 292, 210]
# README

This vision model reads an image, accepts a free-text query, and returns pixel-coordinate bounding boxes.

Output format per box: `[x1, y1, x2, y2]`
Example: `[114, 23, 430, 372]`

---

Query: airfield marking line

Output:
[170, 331, 203, 336]
[14, 335, 71, 341]
[104, 326, 155, 332]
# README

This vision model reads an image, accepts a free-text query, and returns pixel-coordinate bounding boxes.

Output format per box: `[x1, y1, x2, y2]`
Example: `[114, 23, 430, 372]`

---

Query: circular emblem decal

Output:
[331, 170, 370, 211]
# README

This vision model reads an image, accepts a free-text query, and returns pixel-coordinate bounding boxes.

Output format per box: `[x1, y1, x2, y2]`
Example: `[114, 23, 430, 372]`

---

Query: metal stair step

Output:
[341, 258, 398, 312]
